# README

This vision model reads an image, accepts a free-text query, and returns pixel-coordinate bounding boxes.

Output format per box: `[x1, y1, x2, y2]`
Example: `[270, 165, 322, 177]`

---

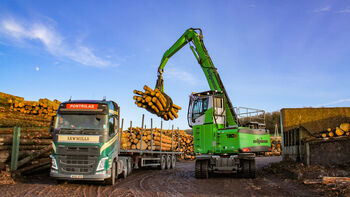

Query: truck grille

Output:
[57, 145, 99, 175]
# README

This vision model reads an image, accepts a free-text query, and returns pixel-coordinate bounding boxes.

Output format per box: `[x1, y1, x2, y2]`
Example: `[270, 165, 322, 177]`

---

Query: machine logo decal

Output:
[253, 138, 268, 144]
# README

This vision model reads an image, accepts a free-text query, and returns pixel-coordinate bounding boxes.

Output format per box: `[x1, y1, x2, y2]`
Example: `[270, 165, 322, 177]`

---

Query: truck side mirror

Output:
[49, 115, 56, 135]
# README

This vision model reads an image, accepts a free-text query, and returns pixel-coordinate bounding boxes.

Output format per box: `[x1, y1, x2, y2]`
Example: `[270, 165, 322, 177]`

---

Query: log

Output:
[322, 177, 350, 185]
[17, 145, 52, 168]
[16, 160, 51, 174]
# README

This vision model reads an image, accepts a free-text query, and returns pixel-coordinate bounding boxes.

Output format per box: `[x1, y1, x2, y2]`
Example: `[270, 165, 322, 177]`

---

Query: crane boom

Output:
[156, 28, 239, 126]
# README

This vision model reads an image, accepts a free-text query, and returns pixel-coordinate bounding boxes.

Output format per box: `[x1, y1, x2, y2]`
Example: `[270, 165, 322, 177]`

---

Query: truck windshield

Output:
[55, 114, 107, 131]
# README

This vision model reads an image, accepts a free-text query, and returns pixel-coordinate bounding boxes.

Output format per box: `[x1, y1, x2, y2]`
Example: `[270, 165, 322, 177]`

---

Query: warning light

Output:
[242, 148, 251, 152]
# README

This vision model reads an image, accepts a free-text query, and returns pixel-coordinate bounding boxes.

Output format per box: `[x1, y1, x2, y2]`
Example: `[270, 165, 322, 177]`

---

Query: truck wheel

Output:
[105, 160, 116, 185]
[166, 155, 171, 169]
[122, 163, 128, 179]
[56, 179, 65, 184]
[127, 159, 132, 175]
[201, 160, 209, 179]
[249, 159, 256, 178]
[241, 159, 249, 178]
[195, 160, 202, 178]
[160, 155, 166, 170]
[171, 155, 176, 169]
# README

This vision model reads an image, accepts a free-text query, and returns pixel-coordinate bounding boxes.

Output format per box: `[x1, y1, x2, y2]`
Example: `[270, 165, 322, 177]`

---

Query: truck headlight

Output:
[96, 157, 108, 171]
[50, 155, 58, 170]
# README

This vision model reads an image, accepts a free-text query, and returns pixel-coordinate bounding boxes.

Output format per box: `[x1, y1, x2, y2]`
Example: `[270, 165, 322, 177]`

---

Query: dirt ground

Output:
[0, 156, 325, 197]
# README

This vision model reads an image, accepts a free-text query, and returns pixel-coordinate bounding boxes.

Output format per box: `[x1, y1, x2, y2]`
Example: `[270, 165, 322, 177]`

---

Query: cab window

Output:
[108, 117, 114, 136]
[192, 98, 209, 122]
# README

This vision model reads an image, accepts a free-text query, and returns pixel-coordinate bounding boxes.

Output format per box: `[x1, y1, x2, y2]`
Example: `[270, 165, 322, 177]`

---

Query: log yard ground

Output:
[0, 156, 335, 197]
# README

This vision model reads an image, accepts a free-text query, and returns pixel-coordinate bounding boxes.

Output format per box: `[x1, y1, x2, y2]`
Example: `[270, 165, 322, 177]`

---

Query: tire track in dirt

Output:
[0, 157, 324, 197]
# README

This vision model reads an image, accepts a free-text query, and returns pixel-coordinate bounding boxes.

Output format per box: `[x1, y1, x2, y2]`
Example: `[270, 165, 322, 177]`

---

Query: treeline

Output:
[264, 111, 281, 135]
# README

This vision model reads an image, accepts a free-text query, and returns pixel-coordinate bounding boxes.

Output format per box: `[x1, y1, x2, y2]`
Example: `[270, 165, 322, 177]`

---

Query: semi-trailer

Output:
[49, 100, 180, 185]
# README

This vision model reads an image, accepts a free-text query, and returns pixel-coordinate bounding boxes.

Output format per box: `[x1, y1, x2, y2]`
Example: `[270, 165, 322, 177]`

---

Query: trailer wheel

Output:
[249, 159, 256, 178]
[171, 155, 176, 169]
[166, 155, 171, 169]
[195, 160, 202, 178]
[201, 160, 209, 179]
[240, 159, 250, 178]
[127, 159, 132, 175]
[160, 155, 166, 170]
[122, 163, 128, 179]
[105, 160, 116, 185]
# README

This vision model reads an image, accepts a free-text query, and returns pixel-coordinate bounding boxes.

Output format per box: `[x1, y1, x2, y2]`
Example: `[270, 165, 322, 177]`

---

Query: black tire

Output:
[195, 160, 202, 178]
[160, 156, 166, 170]
[56, 179, 65, 184]
[171, 155, 176, 169]
[127, 159, 132, 175]
[248, 159, 256, 178]
[241, 159, 250, 178]
[122, 163, 128, 179]
[201, 160, 209, 179]
[105, 160, 116, 185]
[166, 155, 171, 169]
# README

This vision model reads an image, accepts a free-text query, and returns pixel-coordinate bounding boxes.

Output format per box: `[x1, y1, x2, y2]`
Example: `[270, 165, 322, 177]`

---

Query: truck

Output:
[152, 28, 271, 178]
[49, 100, 180, 185]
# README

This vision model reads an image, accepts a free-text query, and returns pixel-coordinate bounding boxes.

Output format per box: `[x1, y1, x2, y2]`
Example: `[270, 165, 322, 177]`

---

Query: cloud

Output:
[0, 17, 111, 67]
[315, 99, 350, 107]
[312, 6, 331, 13]
[338, 9, 350, 13]
[164, 67, 199, 85]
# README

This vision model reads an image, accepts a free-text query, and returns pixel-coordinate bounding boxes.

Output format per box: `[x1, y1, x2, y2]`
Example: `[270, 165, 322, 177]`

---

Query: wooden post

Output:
[171, 125, 174, 151]
[160, 120, 163, 152]
[306, 142, 310, 166]
[140, 114, 144, 154]
[151, 118, 153, 154]
[11, 126, 21, 171]
[177, 127, 180, 152]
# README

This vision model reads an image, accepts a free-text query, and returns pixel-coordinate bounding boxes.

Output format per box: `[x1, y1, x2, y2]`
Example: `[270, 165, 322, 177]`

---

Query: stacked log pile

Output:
[121, 127, 194, 160]
[133, 85, 181, 121]
[178, 130, 194, 160]
[121, 127, 178, 151]
[0, 92, 57, 175]
[320, 123, 350, 138]
[0, 128, 52, 174]
[265, 136, 282, 156]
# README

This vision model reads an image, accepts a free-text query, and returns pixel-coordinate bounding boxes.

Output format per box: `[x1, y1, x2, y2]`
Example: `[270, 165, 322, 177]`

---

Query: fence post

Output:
[160, 120, 163, 152]
[151, 118, 153, 154]
[11, 126, 21, 171]
[171, 125, 174, 152]
[140, 114, 144, 155]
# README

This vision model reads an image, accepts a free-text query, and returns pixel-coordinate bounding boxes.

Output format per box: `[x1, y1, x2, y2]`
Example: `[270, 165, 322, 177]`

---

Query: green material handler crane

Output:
[155, 28, 271, 178]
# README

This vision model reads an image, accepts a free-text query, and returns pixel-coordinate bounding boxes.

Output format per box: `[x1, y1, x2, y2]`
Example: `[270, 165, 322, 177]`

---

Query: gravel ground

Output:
[0, 156, 324, 197]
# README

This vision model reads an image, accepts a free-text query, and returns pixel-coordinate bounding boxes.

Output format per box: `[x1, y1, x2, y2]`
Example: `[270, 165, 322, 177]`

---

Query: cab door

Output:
[188, 95, 211, 127]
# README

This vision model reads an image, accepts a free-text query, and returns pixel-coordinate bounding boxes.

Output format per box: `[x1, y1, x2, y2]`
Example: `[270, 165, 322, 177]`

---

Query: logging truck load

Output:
[134, 28, 271, 178]
[50, 100, 181, 185]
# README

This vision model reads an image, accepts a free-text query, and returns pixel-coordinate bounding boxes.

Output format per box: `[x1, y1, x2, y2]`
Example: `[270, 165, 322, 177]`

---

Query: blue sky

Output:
[1, 1, 350, 129]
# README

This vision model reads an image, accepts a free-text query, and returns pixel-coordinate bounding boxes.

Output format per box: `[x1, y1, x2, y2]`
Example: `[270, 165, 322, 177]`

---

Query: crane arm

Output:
[156, 28, 239, 126]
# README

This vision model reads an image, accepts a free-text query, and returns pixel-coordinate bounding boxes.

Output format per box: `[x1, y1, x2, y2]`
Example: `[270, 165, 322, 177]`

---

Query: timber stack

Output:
[121, 127, 194, 160]
[133, 85, 181, 121]
[320, 123, 350, 138]
[0, 92, 58, 175]
[178, 130, 194, 160]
